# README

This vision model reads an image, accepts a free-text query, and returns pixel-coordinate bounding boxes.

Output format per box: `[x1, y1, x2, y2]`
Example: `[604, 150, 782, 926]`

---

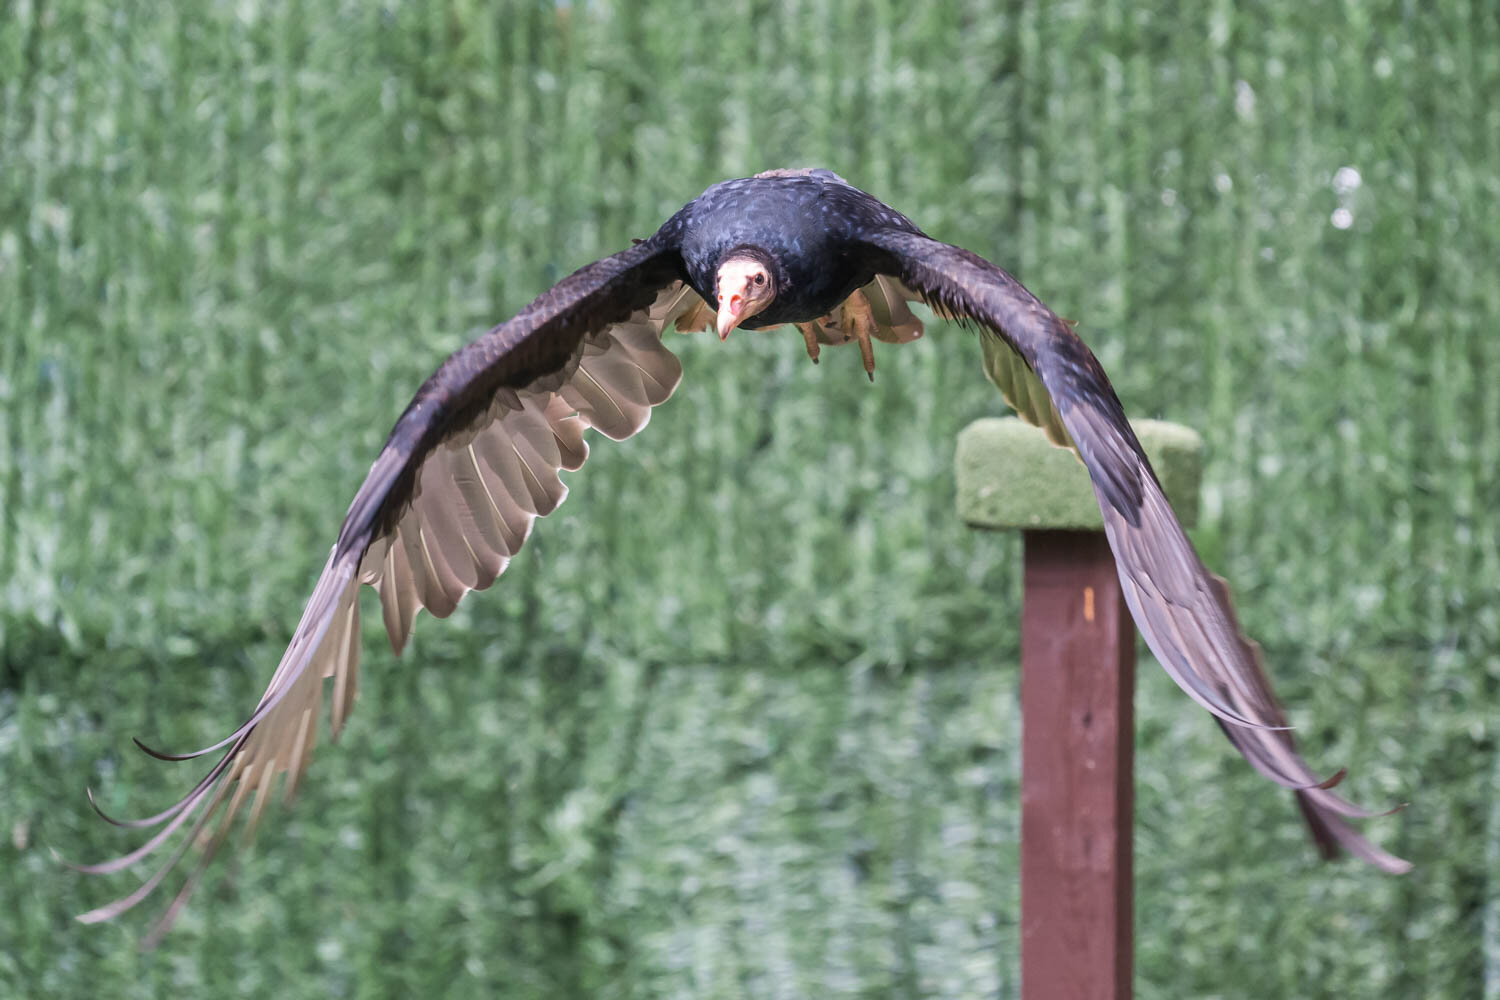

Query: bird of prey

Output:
[75, 168, 1407, 943]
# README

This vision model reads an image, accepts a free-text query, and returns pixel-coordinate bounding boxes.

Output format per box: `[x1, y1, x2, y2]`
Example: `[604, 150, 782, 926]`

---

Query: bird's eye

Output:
[754, 273, 765, 286]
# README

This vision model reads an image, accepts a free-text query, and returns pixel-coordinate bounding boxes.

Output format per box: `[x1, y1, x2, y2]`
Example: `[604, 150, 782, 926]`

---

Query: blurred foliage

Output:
[2, 0, 1497, 996]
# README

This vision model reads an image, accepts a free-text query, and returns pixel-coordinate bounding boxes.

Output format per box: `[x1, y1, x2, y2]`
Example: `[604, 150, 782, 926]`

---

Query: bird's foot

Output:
[842, 289, 878, 381]
[796, 322, 821, 364]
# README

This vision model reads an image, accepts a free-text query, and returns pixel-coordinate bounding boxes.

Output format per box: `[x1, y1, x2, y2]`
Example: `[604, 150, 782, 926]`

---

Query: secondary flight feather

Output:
[76, 168, 1407, 944]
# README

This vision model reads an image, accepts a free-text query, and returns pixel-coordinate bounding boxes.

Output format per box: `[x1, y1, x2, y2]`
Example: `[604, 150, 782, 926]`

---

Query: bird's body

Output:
[673, 169, 915, 327]
[76, 168, 1407, 943]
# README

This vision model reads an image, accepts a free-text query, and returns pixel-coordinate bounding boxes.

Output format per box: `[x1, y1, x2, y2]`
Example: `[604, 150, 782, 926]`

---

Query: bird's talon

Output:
[796, 322, 822, 365]
[842, 288, 879, 382]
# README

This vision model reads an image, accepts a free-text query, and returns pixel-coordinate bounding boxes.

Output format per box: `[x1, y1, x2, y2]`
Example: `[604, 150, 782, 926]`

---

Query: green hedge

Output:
[2, 2, 1496, 996]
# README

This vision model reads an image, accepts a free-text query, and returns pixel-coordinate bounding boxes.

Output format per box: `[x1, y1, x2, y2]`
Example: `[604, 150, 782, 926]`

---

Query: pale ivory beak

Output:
[716, 290, 747, 341]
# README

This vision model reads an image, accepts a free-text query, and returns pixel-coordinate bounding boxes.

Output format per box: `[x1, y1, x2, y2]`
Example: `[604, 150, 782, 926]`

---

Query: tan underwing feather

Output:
[978, 327, 1074, 448]
[401, 519, 461, 618]
[449, 445, 512, 556]
[415, 468, 484, 591]
[504, 403, 570, 516]
[327, 584, 361, 739]
[470, 411, 543, 514]
[281, 706, 316, 802]
[833, 273, 1070, 445]
[467, 444, 532, 554]
[863, 275, 926, 344]
[545, 396, 590, 472]
[377, 537, 420, 654]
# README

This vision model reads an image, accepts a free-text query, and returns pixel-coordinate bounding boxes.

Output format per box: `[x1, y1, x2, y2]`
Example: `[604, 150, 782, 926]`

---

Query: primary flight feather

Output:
[77, 168, 1407, 944]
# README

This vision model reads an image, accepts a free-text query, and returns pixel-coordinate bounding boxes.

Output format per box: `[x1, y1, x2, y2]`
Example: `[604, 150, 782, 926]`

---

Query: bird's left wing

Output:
[856, 225, 1407, 873]
[75, 238, 707, 942]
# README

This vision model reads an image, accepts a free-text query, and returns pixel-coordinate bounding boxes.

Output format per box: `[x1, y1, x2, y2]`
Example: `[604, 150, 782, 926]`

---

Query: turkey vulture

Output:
[75, 168, 1407, 943]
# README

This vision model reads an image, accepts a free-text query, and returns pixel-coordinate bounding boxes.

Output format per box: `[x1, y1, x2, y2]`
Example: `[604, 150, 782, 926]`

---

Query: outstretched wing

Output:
[859, 225, 1408, 873]
[75, 237, 708, 942]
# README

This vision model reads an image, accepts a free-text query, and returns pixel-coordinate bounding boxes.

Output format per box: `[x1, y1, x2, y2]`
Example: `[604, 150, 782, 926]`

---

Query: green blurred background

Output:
[3, 1, 1496, 996]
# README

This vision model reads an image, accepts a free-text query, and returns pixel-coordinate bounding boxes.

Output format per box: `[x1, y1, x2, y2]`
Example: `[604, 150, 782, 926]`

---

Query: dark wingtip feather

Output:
[132, 736, 196, 762]
[84, 787, 134, 828]
[1224, 717, 1295, 733]
[1296, 791, 1413, 874]
[1295, 791, 1345, 861]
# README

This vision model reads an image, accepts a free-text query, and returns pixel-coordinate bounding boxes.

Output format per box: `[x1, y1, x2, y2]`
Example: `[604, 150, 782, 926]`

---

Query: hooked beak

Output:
[716, 291, 747, 341]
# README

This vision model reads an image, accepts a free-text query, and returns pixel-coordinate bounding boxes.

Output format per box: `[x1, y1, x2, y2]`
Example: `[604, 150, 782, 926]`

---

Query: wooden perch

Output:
[957, 416, 1204, 1000]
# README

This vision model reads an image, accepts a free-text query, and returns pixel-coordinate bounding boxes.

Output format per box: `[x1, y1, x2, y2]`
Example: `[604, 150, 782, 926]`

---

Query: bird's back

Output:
[669, 169, 919, 327]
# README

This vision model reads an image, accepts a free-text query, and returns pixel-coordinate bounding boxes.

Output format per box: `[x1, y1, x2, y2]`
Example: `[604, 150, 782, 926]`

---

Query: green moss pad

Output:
[956, 416, 1204, 531]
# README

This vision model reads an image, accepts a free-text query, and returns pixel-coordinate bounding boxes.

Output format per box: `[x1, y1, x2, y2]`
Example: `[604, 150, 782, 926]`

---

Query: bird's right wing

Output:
[859, 226, 1408, 873]
[76, 238, 710, 942]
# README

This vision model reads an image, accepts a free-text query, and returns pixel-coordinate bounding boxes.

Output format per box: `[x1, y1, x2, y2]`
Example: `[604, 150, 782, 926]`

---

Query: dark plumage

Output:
[674, 169, 918, 327]
[75, 167, 1407, 944]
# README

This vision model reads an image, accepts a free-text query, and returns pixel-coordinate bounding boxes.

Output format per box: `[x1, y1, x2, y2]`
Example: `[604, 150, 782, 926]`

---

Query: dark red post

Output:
[1020, 530, 1135, 1000]
[958, 415, 1199, 997]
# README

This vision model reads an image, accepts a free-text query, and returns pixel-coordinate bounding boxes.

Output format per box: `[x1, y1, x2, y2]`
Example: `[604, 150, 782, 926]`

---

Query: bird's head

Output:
[714, 249, 777, 340]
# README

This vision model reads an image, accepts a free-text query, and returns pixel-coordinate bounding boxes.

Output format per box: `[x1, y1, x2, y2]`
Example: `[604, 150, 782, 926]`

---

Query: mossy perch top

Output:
[956, 416, 1203, 531]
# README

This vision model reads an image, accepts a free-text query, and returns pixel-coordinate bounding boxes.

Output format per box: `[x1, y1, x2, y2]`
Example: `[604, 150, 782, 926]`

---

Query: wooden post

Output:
[1020, 530, 1134, 1000]
[954, 416, 1204, 1000]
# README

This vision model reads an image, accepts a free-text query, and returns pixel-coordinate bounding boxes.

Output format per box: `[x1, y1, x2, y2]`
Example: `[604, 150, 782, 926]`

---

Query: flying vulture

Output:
[76, 168, 1407, 943]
